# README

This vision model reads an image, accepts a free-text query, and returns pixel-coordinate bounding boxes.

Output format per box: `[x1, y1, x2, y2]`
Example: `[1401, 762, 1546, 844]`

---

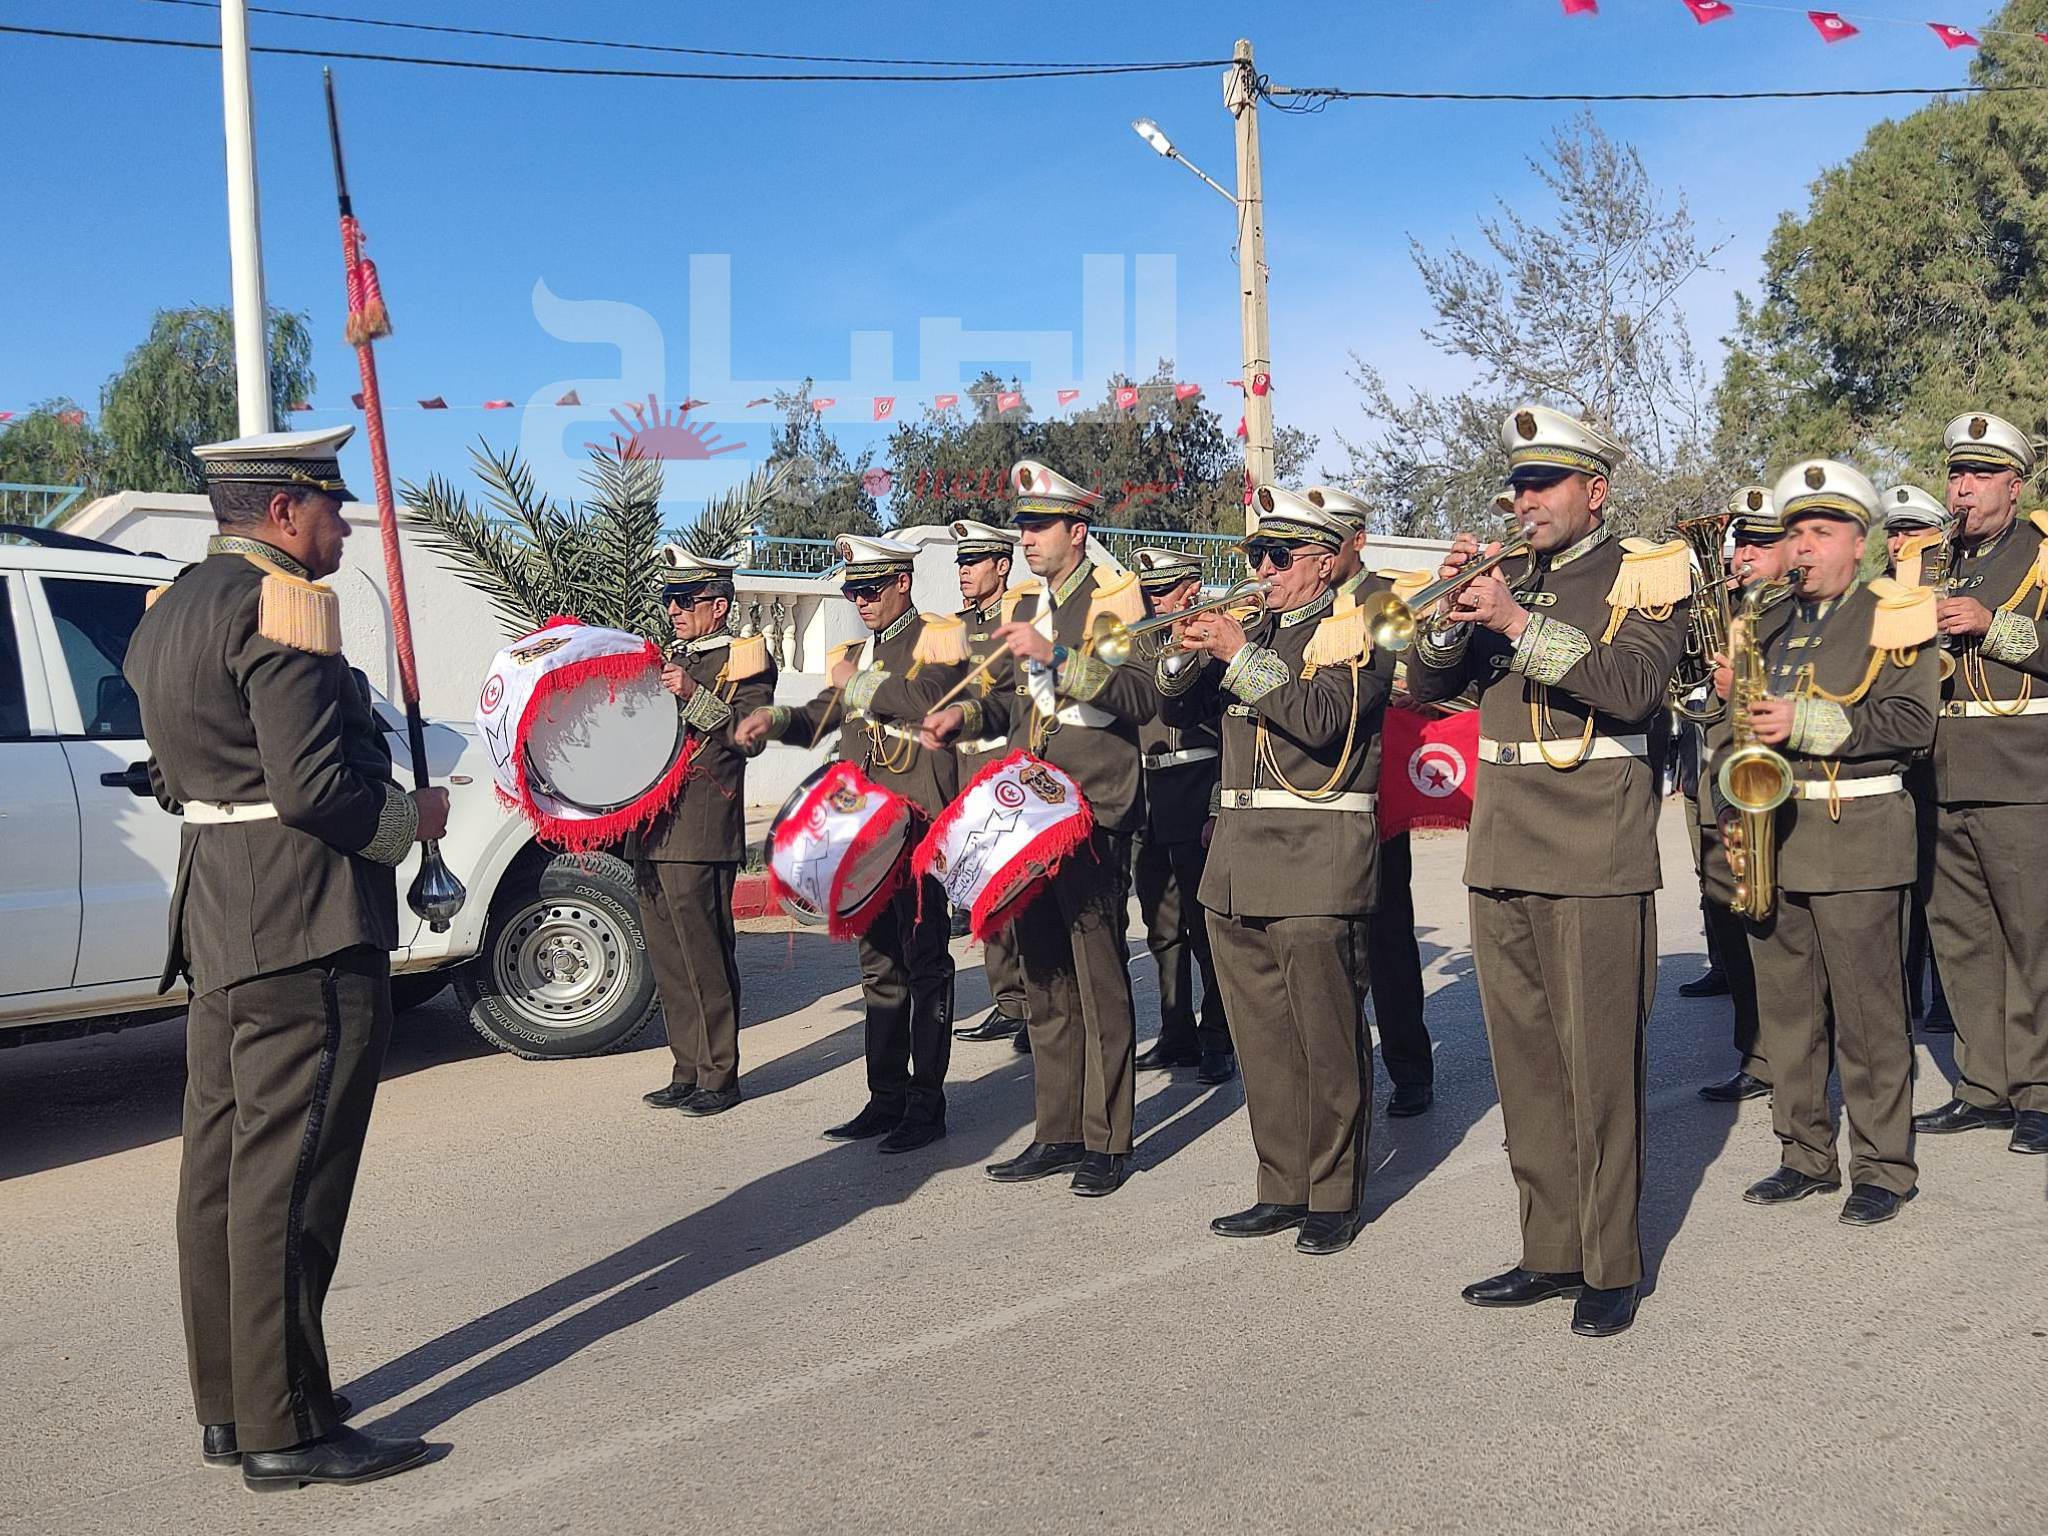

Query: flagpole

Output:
[220, 0, 272, 435]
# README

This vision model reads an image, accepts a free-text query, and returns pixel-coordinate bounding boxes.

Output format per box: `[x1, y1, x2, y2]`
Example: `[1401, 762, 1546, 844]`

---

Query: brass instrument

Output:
[1351, 530, 1534, 654]
[1669, 511, 1735, 724]
[1909, 514, 1960, 681]
[1717, 578, 1797, 922]
[1089, 578, 1271, 668]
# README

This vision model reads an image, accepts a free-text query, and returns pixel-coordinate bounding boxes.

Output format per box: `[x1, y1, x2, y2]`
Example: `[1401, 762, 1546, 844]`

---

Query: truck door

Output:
[0, 574, 83, 999]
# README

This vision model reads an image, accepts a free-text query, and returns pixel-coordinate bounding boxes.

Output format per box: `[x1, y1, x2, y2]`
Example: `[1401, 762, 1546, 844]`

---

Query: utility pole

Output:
[220, 0, 273, 436]
[1226, 38, 1272, 529]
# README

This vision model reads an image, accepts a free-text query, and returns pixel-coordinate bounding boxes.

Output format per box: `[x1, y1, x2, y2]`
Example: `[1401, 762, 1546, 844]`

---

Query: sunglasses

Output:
[1243, 541, 1313, 571]
[662, 589, 722, 608]
[954, 552, 999, 567]
[841, 580, 891, 602]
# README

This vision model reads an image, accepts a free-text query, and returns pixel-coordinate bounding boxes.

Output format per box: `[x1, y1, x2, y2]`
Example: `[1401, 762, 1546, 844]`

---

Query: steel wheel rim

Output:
[489, 898, 630, 1031]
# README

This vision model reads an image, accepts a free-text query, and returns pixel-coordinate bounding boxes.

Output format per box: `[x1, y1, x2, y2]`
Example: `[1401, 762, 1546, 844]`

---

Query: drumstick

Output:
[925, 651, 1004, 717]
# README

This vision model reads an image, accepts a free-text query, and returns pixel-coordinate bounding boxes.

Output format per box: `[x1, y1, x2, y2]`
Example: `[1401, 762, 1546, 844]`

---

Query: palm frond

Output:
[676, 458, 793, 559]
[399, 468, 553, 635]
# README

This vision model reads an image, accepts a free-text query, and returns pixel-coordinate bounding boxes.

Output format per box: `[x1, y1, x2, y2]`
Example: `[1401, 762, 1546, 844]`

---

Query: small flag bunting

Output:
[1174, 382, 1202, 401]
[555, 389, 581, 407]
[744, 397, 771, 409]
[418, 396, 448, 410]
[810, 397, 837, 412]
[1929, 23, 1977, 50]
[997, 390, 1022, 412]
[934, 393, 959, 410]
[1682, 0, 1731, 22]
[1056, 388, 1081, 405]
[1807, 10, 1856, 42]
[483, 400, 514, 410]
[1114, 386, 1139, 411]
[872, 396, 895, 421]
[1560, 0, 1598, 14]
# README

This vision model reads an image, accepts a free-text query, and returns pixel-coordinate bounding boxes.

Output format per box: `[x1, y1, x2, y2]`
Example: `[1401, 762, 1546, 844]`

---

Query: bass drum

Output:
[523, 665, 684, 815]
[765, 765, 831, 927]
[764, 760, 915, 940]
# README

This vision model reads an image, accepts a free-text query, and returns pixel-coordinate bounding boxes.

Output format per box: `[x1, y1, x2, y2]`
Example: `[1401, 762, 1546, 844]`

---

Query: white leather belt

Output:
[1478, 733, 1648, 766]
[1941, 698, 2048, 718]
[1795, 775, 1904, 801]
[183, 800, 280, 825]
[957, 736, 1008, 755]
[1220, 788, 1376, 813]
[1052, 700, 1114, 729]
[1144, 747, 1217, 771]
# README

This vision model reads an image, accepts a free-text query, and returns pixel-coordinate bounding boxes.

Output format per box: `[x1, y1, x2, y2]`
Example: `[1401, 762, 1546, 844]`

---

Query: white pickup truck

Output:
[0, 526, 659, 1059]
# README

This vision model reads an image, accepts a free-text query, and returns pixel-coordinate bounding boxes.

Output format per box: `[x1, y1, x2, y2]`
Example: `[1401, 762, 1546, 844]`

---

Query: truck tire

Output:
[456, 851, 658, 1060]
[389, 973, 451, 1014]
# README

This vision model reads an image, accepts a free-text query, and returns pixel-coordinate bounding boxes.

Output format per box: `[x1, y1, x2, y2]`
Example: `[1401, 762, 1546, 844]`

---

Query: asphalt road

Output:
[2, 806, 2043, 1535]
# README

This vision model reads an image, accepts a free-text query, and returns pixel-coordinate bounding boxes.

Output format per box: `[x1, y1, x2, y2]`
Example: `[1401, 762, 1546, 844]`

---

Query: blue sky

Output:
[0, 1, 2009, 516]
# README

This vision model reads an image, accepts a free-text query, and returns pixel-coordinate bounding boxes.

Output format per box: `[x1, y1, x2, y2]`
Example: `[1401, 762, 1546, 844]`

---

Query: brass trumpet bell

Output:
[1088, 578, 1270, 668]
[1351, 531, 1533, 655]
[1717, 743, 1795, 816]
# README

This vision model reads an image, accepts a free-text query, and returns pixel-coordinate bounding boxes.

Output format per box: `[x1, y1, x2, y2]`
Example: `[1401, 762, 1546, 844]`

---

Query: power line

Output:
[0, 21, 1230, 83]
[1265, 81, 2040, 106]
[130, 0, 1212, 71]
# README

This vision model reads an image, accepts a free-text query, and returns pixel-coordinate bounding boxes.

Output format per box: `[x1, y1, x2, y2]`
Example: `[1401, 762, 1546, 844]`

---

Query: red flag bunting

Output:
[1250, 372, 1271, 397]
[1560, 0, 1597, 14]
[934, 392, 959, 410]
[997, 390, 1022, 412]
[1234, 416, 1248, 439]
[872, 396, 896, 421]
[1682, 0, 1731, 22]
[1929, 22, 1978, 49]
[288, 400, 314, 412]
[418, 396, 448, 410]
[351, 392, 366, 409]
[1378, 707, 1479, 840]
[810, 397, 836, 412]
[555, 389, 582, 407]
[744, 396, 771, 409]
[1114, 386, 1140, 411]
[1807, 10, 1857, 42]
[483, 400, 513, 410]
[1174, 382, 1202, 401]
[679, 397, 707, 411]
[0, 412, 13, 423]
[1056, 388, 1081, 405]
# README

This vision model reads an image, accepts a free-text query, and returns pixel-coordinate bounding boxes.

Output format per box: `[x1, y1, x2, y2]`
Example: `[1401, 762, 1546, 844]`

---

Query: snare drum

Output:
[912, 749, 1093, 939]
[766, 762, 916, 940]
[477, 620, 692, 851]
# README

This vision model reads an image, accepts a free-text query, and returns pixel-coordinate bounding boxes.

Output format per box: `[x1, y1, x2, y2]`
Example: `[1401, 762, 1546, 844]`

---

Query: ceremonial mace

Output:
[323, 70, 466, 931]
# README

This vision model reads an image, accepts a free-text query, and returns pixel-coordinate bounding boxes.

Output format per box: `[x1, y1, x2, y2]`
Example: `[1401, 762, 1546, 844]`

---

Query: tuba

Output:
[1717, 578, 1796, 923]
[1669, 511, 1735, 724]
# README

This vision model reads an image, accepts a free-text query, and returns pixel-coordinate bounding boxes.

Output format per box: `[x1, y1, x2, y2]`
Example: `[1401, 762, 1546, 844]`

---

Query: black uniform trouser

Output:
[983, 923, 1030, 1020]
[179, 945, 392, 1453]
[1367, 830, 1432, 1089]
[1013, 829, 1138, 1153]
[855, 873, 954, 1124]
[1132, 833, 1229, 1056]
[637, 858, 742, 1093]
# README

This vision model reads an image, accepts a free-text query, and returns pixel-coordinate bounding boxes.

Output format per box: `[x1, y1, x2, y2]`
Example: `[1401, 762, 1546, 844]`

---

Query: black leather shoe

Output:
[1013, 1028, 1032, 1054]
[1913, 1099, 2016, 1135]
[678, 1085, 742, 1117]
[643, 1082, 695, 1109]
[1134, 1041, 1199, 1071]
[1295, 1211, 1360, 1256]
[823, 1103, 900, 1141]
[986, 1140, 1085, 1182]
[1197, 1050, 1238, 1085]
[955, 1007, 1024, 1042]
[1210, 1201, 1308, 1238]
[2011, 1110, 2048, 1155]
[1460, 1266, 1585, 1308]
[1678, 969, 1729, 998]
[1570, 1283, 1639, 1337]
[1387, 1083, 1434, 1118]
[1840, 1184, 1913, 1225]
[202, 1393, 351, 1469]
[1743, 1166, 1840, 1204]
[1699, 1071, 1772, 1103]
[1070, 1151, 1131, 1197]
[241, 1426, 431, 1492]
[878, 1118, 946, 1154]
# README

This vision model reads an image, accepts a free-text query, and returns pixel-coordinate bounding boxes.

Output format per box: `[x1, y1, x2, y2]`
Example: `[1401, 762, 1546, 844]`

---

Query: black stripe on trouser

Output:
[282, 966, 345, 1445]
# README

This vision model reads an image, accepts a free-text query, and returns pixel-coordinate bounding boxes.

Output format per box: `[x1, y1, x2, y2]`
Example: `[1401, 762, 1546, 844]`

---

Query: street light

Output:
[1130, 117, 1235, 206]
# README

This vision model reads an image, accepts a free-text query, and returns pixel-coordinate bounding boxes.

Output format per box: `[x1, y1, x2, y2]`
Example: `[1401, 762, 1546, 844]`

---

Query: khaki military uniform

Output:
[956, 561, 1161, 1153]
[955, 596, 1029, 1023]
[125, 537, 418, 1454]
[1162, 589, 1387, 1210]
[1927, 513, 2048, 1115]
[1732, 584, 1936, 1193]
[772, 608, 963, 1125]
[1134, 705, 1228, 1057]
[1405, 525, 1689, 1290]
[633, 631, 777, 1095]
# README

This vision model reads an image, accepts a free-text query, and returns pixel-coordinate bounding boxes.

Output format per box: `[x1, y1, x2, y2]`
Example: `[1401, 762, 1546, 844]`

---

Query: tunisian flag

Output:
[1378, 706, 1479, 841]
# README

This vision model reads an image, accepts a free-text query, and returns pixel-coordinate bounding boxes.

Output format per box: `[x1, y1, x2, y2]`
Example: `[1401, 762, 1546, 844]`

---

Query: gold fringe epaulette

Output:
[827, 637, 866, 669]
[244, 556, 340, 655]
[1894, 527, 1945, 588]
[911, 612, 968, 665]
[1303, 603, 1368, 668]
[145, 583, 171, 610]
[2029, 509, 2048, 588]
[1085, 568, 1146, 630]
[1867, 576, 1938, 651]
[1607, 537, 1694, 611]
[998, 579, 1042, 624]
[725, 633, 769, 681]
[1386, 567, 1433, 603]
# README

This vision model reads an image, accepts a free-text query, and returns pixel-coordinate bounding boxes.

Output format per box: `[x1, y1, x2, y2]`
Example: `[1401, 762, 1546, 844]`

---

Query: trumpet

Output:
[1088, 578, 1271, 668]
[1351, 531, 1534, 654]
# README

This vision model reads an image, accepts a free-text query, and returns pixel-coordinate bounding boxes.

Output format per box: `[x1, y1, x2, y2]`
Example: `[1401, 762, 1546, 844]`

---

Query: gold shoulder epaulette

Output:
[1606, 537, 1692, 612]
[725, 632, 769, 681]
[998, 579, 1042, 624]
[1894, 527, 1945, 586]
[1304, 603, 1368, 667]
[911, 612, 968, 665]
[2029, 510, 2048, 586]
[827, 636, 866, 668]
[145, 582, 172, 610]
[1086, 568, 1146, 629]
[243, 556, 339, 655]
[1388, 568, 1433, 603]
[1867, 576, 1938, 651]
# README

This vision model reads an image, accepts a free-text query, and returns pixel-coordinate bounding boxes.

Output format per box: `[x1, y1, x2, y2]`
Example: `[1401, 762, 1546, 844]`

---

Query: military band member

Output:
[1916, 413, 2048, 1155]
[1128, 548, 1235, 1086]
[920, 462, 1162, 1197]
[1692, 487, 1791, 1102]
[735, 535, 963, 1153]
[1882, 483, 1954, 1033]
[1405, 406, 1691, 1337]
[1725, 462, 1936, 1223]
[1159, 488, 1388, 1254]
[945, 519, 1031, 1046]
[635, 550, 777, 1116]
[1313, 483, 1436, 1117]
[123, 425, 439, 1488]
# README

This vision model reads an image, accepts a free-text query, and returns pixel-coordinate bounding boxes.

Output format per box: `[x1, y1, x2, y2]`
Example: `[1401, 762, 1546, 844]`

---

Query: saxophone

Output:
[1912, 515, 1959, 681]
[1717, 578, 1796, 922]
